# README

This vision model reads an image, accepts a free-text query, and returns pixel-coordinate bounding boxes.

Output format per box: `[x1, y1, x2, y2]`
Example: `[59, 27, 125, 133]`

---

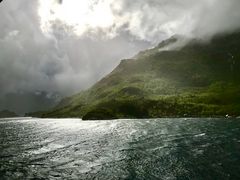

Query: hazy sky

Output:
[0, 0, 240, 98]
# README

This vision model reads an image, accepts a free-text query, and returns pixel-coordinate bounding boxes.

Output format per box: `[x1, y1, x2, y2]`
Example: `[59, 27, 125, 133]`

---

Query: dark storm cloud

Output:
[0, 0, 240, 112]
[0, 0, 149, 97]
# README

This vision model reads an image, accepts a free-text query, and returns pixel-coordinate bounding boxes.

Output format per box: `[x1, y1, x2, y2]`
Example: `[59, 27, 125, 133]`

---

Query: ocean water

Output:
[0, 118, 240, 180]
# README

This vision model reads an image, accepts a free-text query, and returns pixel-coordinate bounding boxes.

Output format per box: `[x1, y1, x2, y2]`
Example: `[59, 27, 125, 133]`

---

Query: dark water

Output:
[0, 118, 240, 180]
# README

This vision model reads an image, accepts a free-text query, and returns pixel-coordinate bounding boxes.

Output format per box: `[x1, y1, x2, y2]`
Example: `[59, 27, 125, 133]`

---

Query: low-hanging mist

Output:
[0, 0, 240, 114]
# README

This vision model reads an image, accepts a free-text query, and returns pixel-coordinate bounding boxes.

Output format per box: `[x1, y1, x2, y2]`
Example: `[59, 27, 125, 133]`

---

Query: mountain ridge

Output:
[31, 31, 240, 119]
[0, 110, 18, 118]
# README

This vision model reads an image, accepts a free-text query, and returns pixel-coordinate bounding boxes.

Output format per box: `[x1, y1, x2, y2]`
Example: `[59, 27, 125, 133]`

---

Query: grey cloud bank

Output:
[0, 0, 240, 114]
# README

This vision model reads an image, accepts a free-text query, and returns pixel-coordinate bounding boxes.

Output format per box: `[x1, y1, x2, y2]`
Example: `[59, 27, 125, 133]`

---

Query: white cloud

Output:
[38, 0, 240, 43]
[0, 0, 240, 113]
[0, 0, 149, 96]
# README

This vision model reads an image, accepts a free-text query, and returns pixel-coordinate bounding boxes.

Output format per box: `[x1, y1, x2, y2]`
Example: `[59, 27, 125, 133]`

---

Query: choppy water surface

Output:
[0, 118, 240, 180]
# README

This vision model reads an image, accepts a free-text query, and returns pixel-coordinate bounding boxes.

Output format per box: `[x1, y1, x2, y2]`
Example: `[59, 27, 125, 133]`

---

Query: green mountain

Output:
[0, 110, 18, 118]
[40, 32, 240, 119]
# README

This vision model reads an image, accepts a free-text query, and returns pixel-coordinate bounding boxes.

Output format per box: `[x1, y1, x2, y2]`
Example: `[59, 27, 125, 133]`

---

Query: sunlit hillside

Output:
[36, 32, 240, 119]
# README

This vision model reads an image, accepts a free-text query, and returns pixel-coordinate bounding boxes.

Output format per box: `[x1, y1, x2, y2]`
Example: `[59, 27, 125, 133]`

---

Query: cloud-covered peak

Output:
[0, 0, 240, 113]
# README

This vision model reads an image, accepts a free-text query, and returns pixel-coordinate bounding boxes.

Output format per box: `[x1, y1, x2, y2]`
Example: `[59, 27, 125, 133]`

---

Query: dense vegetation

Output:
[35, 32, 240, 119]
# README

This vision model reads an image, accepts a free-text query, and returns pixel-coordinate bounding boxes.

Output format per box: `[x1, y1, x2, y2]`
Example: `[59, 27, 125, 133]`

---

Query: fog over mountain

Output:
[0, 0, 240, 114]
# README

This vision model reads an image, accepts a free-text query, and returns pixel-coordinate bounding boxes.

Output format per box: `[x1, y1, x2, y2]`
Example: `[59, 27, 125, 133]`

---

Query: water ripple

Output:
[0, 118, 240, 179]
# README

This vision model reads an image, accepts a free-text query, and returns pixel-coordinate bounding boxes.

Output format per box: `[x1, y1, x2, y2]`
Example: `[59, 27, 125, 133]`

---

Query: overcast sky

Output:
[0, 0, 240, 98]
